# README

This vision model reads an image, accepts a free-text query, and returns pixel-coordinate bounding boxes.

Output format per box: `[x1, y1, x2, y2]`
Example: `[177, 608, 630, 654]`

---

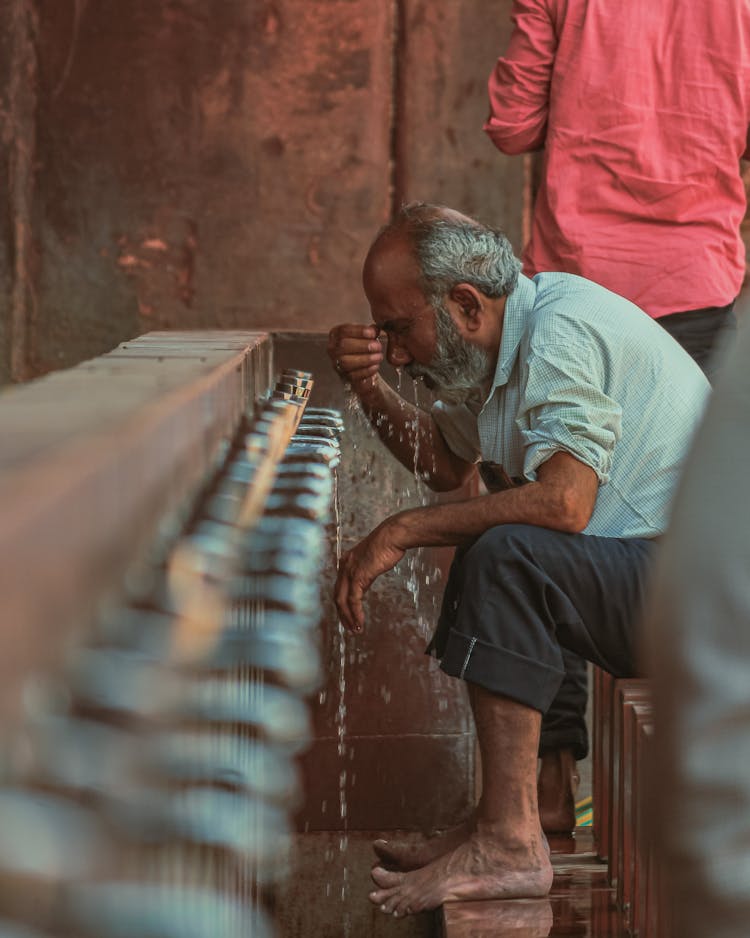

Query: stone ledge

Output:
[0, 331, 270, 732]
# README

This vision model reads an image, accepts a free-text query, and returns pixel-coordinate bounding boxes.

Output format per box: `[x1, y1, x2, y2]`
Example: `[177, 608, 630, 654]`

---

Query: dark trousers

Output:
[428, 525, 657, 761]
[657, 302, 736, 383]
[539, 646, 588, 759]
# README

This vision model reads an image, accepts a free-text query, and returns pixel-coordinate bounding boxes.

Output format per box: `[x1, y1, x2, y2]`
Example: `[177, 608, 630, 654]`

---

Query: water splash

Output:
[411, 377, 430, 508]
[397, 378, 433, 634]
[333, 469, 342, 564]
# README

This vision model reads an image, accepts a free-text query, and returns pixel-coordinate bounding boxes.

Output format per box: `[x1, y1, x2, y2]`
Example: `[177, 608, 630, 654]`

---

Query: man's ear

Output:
[449, 283, 483, 332]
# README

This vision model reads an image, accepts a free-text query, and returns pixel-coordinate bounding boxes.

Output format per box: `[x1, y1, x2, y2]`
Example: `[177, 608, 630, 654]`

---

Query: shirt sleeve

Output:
[484, 0, 558, 155]
[516, 343, 623, 484]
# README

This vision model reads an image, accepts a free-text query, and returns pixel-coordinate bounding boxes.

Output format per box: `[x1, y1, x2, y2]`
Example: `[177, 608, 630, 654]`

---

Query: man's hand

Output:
[335, 519, 406, 633]
[327, 323, 384, 400]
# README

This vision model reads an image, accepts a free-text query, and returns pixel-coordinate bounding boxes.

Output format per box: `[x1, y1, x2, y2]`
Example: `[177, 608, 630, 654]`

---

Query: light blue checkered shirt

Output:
[432, 273, 710, 538]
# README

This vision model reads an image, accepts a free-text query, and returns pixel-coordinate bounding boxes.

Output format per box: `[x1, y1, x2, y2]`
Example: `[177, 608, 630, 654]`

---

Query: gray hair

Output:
[385, 202, 522, 307]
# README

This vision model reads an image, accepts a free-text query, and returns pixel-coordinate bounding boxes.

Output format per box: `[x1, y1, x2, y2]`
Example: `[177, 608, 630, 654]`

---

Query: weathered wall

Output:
[0, 0, 520, 382]
[0, 0, 38, 384]
[396, 0, 524, 247]
[0, 2, 14, 384]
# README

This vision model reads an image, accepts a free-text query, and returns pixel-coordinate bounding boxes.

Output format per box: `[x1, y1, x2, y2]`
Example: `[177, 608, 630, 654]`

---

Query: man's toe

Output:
[369, 887, 400, 912]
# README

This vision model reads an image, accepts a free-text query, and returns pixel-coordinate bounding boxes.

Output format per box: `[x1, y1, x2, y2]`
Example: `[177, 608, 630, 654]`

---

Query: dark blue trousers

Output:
[657, 302, 736, 383]
[428, 524, 657, 760]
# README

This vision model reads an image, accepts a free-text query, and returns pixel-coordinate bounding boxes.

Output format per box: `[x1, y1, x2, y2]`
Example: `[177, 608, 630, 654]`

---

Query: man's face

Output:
[407, 300, 493, 403]
[363, 234, 439, 370]
[363, 233, 492, 401]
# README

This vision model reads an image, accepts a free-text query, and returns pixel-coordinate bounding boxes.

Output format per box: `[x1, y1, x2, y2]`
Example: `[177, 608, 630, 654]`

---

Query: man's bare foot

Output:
[369, 826, 553, 917]
[538, 748, 579, 834]
[372, 819, 474, 872]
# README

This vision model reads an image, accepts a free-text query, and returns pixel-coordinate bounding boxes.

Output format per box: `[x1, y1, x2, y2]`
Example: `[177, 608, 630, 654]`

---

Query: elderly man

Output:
[329, 202, 708, 914]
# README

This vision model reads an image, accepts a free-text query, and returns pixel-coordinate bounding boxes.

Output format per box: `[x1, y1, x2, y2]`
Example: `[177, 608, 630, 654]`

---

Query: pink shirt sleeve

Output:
[484, 0, 558, 155]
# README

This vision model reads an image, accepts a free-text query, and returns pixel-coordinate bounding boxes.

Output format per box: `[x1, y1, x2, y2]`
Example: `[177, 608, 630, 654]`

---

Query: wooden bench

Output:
[592, 668, 670, 937]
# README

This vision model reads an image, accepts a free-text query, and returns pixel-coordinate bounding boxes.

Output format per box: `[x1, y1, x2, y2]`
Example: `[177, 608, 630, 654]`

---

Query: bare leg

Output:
[537, 747, 579, 834]
[373, 749, 573, 872]
[369, 685, 553, 916]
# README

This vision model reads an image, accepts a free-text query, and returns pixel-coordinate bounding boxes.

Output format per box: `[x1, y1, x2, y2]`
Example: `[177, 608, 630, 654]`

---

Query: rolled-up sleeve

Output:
[484, 0, 557, 155]
[517, 345, 623, 484]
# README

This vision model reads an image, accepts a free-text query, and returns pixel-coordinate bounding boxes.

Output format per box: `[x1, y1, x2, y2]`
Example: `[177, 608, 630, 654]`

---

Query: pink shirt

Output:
[485, 0, 750, 318]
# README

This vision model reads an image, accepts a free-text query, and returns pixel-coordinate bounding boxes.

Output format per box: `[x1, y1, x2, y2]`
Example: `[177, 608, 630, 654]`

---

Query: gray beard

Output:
[407, 303, 493, 404]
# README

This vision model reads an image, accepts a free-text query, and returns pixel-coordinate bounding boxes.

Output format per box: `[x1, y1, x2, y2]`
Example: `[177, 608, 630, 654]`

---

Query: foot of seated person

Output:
[369, 823, 553, 916]
[538, 747, 580, 834]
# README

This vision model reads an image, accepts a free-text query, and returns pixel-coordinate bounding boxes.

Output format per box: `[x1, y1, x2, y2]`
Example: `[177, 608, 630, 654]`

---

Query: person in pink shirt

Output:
[484, 0, 750, 835]
[485, 0, 749, 376]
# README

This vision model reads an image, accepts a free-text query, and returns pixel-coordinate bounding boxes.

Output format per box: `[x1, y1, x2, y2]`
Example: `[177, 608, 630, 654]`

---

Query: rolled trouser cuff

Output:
[438, 626, 566, 714]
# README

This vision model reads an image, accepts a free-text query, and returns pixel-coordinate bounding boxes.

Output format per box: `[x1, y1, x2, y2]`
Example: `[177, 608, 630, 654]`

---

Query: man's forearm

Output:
[387, 453, 597, 548]
[356, 376, 473, 491]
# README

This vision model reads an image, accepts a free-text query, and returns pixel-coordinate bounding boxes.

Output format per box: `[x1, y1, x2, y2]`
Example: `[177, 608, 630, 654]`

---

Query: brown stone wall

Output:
[0, 0, 525, 383]
[30, 0, 397, 377]
[2, 2, 749, 384]
[0, 3, 15, 384]
[396, 0, 524, 248]
[0, 0, 39, 384]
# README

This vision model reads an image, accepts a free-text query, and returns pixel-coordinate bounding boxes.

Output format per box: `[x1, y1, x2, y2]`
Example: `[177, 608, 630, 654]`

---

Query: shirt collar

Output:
[485, 273, 536, 397]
